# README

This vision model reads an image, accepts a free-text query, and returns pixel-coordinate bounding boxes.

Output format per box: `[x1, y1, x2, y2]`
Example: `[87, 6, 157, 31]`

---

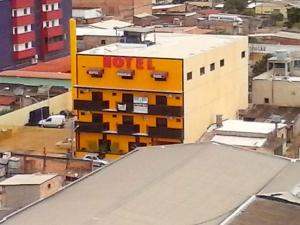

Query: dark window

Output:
[220, 59, 225, 67]
[175, 96, 181, 100]
[80, 112, 85, 116]
[47, 184, 51, 189]
[210, 63, 215, 71]
[176, 118, 181, 122]
[44, 35, 64, 44]
[112, 92, 117, 96]
[156, 96, 167, 105]
[122, 93, 133, 103]
[200, 67, 205, 75]
[112, 114, 117, 118]
[92, 92, 103, 101]
[123, 115, 133, 125]
[101, 40, 106, 45]
[264, 98, 269, 104]
[187, 72, 192, 80]
[92, 114, 103, 123]
[241, 51, 246, 58]
[156, 118, 167, 127]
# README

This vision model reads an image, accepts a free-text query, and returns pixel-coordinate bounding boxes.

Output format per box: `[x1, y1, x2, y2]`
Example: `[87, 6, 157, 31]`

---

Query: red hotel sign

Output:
[103, 56, 155, 70]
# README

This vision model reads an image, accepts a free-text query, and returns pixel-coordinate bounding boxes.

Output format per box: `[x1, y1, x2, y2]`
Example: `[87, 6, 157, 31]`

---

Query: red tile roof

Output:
[0, 70, 70, 80]
[20, 56, 71, 73]
[0, 96, 17, 106]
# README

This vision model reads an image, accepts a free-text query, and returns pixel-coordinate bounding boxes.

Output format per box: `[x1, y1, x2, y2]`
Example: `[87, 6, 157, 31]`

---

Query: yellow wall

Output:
[0, 92, 72, 127]
[183, 37, 249, 142]
[255, 4, 288, 18]
[76, 55, 183, 93]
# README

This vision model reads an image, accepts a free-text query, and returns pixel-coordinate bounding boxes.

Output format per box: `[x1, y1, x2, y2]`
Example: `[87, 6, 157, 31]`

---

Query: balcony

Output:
[43, 26, 64, 38]
[148, 105, 183, 117]
[43, 41, 64, 53]
[75, 121, 109, 133]
[42, 9, 62, 21]
[117, 124, 140, 135]
[13, 48, 36, 60]
[13, 31, 35, 44]
[116, 102, 133, 113]
[74, 100, 109, 112]
[42, 0, 61, 3]
[12, 14, 34, 27]
[11, 0, 34, 8]
[148, 127, 183, 140]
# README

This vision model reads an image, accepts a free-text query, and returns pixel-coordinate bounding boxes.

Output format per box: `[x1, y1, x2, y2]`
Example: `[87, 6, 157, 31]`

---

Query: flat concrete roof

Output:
[0, 143, 290, 225]
[253, 72, 300, 82]
[79, 33, 245, 59]
[216, 120, 286, 135]
[211, 135, 266, 147]
[90, 20, 132, 29]
[0, 174, 57, 186]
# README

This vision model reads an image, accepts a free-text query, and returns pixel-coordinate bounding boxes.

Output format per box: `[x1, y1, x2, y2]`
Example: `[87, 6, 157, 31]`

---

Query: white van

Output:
[38, 115, 66, 128]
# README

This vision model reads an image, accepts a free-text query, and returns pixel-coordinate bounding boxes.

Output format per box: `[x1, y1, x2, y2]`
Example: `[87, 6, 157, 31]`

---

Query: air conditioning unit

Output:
[31, 55, 38, 64]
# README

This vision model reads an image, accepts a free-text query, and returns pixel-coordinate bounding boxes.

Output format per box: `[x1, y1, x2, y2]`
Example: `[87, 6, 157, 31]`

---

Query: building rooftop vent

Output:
[119, 27, 156, 46]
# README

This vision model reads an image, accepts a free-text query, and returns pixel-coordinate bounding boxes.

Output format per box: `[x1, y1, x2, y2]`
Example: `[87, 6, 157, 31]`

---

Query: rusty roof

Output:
[0, 96, 17, 106]
[228, 197, 300, 225]
[20, 56, 71, 73]
[243, 104, 300, 123]
[0, 70, 70, 80]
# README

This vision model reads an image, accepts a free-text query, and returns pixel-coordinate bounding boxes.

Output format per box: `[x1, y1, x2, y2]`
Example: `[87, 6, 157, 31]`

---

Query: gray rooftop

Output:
[0, 143, 291, 225]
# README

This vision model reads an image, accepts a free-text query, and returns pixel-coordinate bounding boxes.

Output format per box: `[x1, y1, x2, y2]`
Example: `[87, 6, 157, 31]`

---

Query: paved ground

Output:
[0, 126, 71, 155]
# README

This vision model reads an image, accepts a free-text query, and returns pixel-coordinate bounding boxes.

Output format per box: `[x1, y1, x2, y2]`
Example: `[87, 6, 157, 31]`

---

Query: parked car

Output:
[55, 138, 75, 150]
[82, 153, 109, 167]
[38, 115, 66, 128]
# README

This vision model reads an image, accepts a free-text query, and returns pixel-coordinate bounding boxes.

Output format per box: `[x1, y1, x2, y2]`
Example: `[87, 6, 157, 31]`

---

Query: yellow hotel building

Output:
[72, 28, 248, 157]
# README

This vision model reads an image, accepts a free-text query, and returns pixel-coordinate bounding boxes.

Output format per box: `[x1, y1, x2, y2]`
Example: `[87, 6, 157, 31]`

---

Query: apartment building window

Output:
[241, 51, 246, 58]
[92, 114, 103, 123]
[295, 60, 300, 68]
[200, 67, 205, 75]
[187, 72, 192, 80]
[156, 96, 167, 105]
[92, 92, 103, 101]
[12, 9, 17, 17]
[123, 116, 133, 125]
[264, 98, 269, 104]
[101, 40, 106, 45]
[122, 93, 133, 103]
[13, 27, 18, 35]
[156, 118, 167, 127]
[210, 63, 215, 71]
[23, 8, 28, 14]
[220, 59, 225, 67]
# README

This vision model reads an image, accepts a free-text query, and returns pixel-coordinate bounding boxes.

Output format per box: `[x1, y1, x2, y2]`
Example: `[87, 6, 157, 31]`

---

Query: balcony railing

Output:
[116, 102, 133, 113]
[43, 40, 64, 53]
[74, 100, 109, 112]
[43, 26, 64, 38]
[42, 9, 62, 21]
[75, 121, 109, 133]
[11, 0, 34, 8]
[148, 127, 183, 140]
[148, 105, 183, 117]
[13, 48, 36, 60]
[13, 31, 35, 44]
[117, 124, 140, 135]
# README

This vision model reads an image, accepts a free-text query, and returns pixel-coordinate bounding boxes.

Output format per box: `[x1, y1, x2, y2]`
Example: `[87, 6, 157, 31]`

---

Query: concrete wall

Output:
[0, 92, 72, 127]
[183, 37, 249, 142]
[78, 36, 120, 51]
[252, 79, 300, 107]
[1, 176, 62, 209]
[39, 176, 63, 199]
[2, 185, 40, 209]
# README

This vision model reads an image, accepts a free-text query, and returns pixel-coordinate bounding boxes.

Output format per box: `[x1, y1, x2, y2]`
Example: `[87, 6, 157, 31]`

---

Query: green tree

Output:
[287, 7, 300, 28]
[252, 54, 272, 77]
[224, 0, 248, 13]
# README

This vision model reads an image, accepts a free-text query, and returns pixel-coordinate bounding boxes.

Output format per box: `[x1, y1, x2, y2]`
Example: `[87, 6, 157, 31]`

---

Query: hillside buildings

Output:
[71, 27, 248, 156]
[0, 0, 72, 71]
[252, 51, 300, 107]
[72, 0, 152, 21]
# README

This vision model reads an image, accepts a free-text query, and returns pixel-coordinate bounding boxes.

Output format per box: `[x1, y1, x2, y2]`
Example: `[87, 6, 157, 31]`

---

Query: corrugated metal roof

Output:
[20, 56, 71, 73]
[0, 96, 16, 106]
[0, 70, 70, 80]
[0, 143, 290, 225]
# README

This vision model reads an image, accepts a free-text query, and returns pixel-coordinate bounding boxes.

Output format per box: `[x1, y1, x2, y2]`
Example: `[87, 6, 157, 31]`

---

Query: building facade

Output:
[252, 51, 300, 107]
[72, 30, 248, 157]
[72, 0, 152, 21]
[0, 0, 72, 71]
